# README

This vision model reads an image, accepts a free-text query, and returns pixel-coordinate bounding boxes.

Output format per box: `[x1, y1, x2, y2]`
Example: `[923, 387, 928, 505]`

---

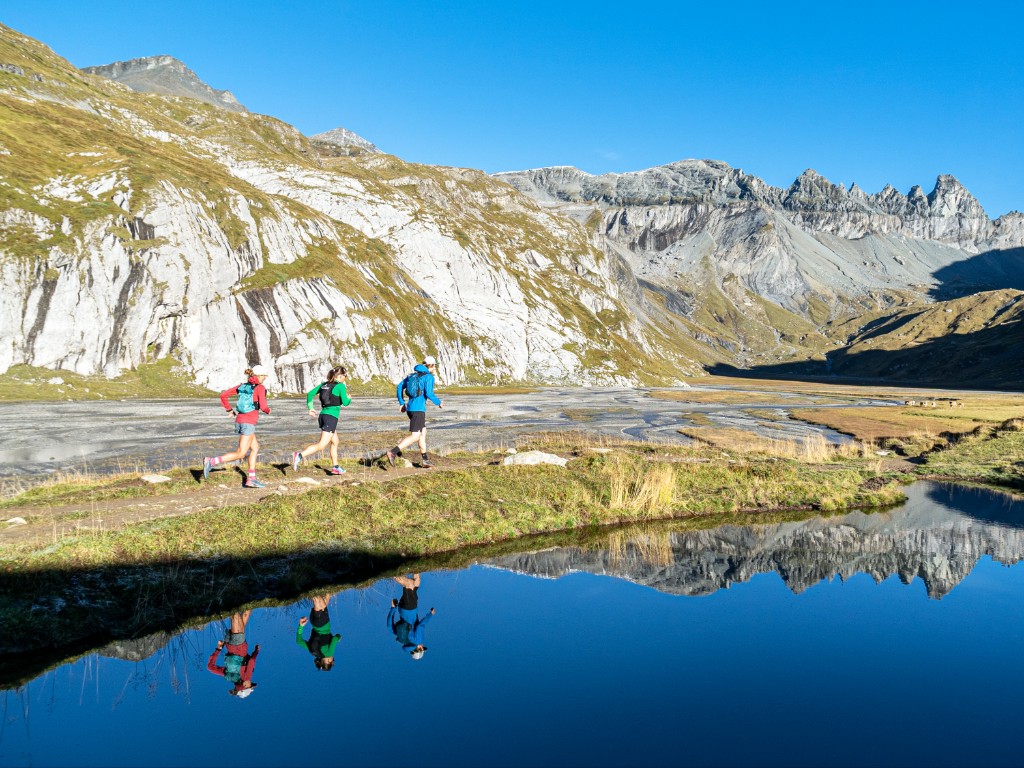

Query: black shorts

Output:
[318, 413, 339, 433]
[406, 410, 426, 433]
[310, 607, 330, 631]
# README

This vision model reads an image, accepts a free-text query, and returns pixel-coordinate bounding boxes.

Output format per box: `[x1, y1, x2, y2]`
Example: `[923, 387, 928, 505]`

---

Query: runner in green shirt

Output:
[291, 366, 351, 475]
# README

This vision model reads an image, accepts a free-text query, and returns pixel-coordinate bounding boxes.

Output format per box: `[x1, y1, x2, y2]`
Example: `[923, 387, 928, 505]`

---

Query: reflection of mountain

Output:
[482, 483, 1024, 599]
[98, 631, 172, 662]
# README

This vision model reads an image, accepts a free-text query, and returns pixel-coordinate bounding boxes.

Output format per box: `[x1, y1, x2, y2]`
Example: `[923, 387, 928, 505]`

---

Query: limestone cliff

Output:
[0, 24, 699, 392]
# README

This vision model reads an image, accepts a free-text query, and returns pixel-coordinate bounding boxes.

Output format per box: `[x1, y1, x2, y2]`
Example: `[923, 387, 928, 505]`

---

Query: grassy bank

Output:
[2, 440, 903, 570]
[918, 418, 1024, 487]
[0, 435, 902, 673]
[788, 392, 1024, 453]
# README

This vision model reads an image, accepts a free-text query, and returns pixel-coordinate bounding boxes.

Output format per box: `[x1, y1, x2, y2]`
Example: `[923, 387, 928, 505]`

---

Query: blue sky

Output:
[5, 1, 1022, 215]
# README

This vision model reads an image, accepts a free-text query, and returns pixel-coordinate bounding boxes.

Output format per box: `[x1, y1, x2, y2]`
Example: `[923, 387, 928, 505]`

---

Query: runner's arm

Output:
[334, 382, 351, 407]
[424, 376, 442, 408]
[207, 649, 224, 675]
[255, 384, 271, 415]
[306, 384, 320, 412]
[219, 386, 238, 412]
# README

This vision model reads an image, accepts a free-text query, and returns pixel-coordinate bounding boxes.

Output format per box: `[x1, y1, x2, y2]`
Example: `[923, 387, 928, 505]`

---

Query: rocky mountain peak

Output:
[784, 168, 857, 211]
[81, 55, 247, 112]
[929, 174, 986, 218]
[309, 126, 380, 156]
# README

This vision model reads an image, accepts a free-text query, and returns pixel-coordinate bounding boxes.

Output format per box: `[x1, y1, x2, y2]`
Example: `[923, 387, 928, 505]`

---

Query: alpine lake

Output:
[3, 481, 1024, 767]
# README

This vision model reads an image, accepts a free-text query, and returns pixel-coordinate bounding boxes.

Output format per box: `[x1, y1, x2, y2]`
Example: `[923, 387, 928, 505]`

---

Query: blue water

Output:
[3, 483, 1024, 767]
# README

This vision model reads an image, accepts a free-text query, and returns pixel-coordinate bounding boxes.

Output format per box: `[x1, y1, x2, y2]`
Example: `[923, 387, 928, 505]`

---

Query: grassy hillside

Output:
[828, 290, 1024, 385]
[0, 23, 704, 392]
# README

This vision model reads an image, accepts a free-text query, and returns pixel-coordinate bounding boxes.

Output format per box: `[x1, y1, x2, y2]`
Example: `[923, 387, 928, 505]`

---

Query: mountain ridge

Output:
[2, 22, 1022, 391]
[0, 23, 699, 392]
[81, 54, 247, 112]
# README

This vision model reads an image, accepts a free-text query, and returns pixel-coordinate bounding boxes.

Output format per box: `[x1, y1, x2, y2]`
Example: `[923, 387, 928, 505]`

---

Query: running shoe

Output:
[419, 460, 433, 469]
[203, 457, 212, 480]
[292, 451, 302, 472]
[329, 466, 346, 475]
[385, 449, 396, 467]
[243, 478, 266, 489]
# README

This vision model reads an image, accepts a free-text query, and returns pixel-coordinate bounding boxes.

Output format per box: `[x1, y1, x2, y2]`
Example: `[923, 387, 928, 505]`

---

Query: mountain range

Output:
[1, 25, 1021, 392]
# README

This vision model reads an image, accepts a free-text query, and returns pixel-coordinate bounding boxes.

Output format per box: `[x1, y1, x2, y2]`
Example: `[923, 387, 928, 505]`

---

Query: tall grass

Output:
[606, 455, 677, 514]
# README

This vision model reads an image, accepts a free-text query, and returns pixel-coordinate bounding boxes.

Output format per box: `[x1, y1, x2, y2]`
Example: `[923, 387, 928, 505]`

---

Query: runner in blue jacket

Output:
[383, 356, 442, 468]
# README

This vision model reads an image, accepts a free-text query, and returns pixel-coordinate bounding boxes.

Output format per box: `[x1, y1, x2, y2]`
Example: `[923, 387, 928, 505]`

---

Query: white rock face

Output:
[0, 146, 652, 391]
[496, 160, 1024, 313]
[310, 126, 380, 154]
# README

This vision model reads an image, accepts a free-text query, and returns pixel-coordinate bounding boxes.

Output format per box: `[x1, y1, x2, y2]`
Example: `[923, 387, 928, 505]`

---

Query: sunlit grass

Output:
[2, 440, 903, 570]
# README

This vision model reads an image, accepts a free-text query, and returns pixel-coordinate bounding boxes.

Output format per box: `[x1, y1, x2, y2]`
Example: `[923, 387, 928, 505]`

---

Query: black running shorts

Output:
[318, 413, 339, 433]
[406, 410, 426, 433]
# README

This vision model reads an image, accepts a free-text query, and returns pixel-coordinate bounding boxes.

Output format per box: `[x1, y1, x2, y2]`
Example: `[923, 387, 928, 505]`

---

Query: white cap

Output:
[422, 356, 437, 366]
[235, 687, 255, 699]
[411, 649, 426, 660]
[251, 364, 271, 377]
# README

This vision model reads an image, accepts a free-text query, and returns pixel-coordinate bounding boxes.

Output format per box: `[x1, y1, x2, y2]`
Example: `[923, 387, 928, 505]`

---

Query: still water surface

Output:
[3, 482, 1024, 767]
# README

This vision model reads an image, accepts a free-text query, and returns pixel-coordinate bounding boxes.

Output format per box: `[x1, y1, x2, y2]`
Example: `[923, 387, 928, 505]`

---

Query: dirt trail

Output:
[0, 456, 479, 548]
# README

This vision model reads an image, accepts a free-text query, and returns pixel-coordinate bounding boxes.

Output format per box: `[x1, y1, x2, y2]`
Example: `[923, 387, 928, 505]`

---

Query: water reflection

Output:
[296, 593, 341, 672]
[4, 482, 1024, 767]
[483, 482, 1024, 599]
[206, 610, 260, 698]
[386, 574, 436, 660]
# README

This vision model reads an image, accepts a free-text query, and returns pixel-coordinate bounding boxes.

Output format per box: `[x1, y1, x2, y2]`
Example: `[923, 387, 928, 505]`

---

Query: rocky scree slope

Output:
[496, 162, 1024, 378]
[0, 24, 705, 394]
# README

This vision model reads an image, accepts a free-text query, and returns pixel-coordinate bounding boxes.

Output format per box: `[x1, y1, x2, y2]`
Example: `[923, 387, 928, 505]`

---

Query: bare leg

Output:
[330, 432, 339, 466]
[311, 594, 331, 611]
[230, 610, 252, 633]
[397, 431, 421, 452]
[219, 433, 255, 464]
[394, 573, 420, 589]
[300, 431, 333, 460]
[417, 427, 427, 456]
[247, 436, 260, 472]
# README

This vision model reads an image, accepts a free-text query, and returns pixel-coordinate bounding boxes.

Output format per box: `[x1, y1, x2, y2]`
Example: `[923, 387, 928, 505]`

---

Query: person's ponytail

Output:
[244, 367, 254, 377]
[326, 365, 347, 384]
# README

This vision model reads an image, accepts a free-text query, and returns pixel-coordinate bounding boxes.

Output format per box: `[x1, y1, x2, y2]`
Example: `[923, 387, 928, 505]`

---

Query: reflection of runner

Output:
[386, 574, 436, 660]
[207, 610, 260, 697]
[296, 594, 341, 671]
[292, 366, 351, 476]
[204, 365, 272, 488]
